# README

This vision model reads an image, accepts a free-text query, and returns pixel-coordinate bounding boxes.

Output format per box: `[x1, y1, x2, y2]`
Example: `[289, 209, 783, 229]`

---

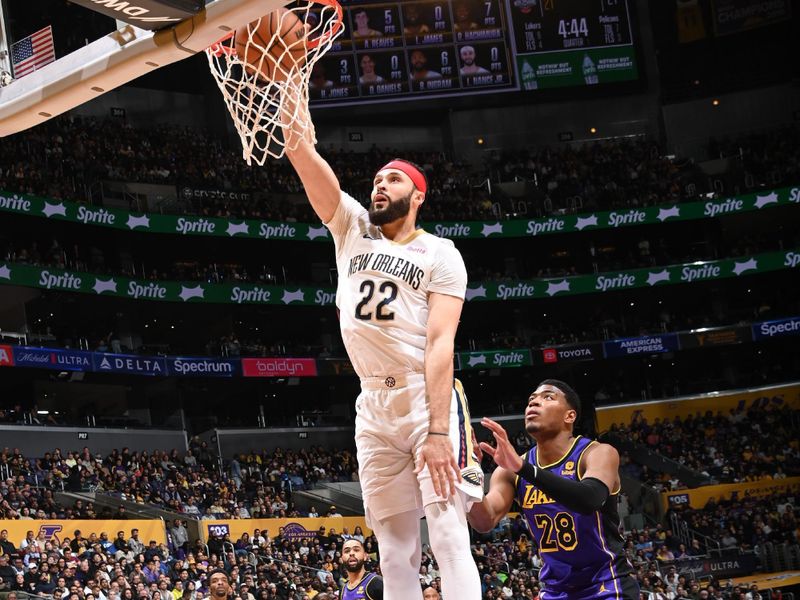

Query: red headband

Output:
[377, 160, 427, 195]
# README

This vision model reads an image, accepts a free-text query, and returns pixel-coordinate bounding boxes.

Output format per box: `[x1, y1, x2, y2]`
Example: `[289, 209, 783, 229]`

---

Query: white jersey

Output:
[326, 192, 467, 378]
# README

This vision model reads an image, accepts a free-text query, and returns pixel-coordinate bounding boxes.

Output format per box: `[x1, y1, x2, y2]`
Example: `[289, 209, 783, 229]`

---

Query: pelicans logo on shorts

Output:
[461, 465, 484, 488]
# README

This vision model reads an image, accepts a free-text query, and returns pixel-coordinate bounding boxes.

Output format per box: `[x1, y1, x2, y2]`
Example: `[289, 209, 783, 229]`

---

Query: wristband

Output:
[515, 461, 538, 483]
[428, 431, 449, 436]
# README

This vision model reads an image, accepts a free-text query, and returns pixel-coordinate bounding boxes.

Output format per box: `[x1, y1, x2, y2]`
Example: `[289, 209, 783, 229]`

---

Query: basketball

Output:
[235, 8, 308, 83]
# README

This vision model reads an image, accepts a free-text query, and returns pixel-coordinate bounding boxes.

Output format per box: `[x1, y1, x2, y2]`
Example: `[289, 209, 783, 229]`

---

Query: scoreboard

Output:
[309, 0, 516, 104]
[508, 0, 638, 90]
[509, 0, 631, 53]
[307, 0, 639, 105]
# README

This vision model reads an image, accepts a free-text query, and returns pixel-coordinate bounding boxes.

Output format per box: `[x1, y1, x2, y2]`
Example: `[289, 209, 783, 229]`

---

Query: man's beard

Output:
[344, 559, 365, 574]
[368, 191, 412, 225]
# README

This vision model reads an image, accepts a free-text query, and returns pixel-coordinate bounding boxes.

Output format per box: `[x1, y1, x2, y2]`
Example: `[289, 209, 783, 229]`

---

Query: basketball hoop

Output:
[206, 0, 343, 165]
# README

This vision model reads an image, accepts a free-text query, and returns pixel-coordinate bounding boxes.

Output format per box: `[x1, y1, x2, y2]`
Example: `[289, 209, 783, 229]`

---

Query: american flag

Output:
[10, 26, 56, 79]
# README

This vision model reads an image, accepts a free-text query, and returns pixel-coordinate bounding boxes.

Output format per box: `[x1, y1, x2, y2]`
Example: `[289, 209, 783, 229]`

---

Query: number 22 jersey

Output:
[516, 436, 638, 600]
[326, 191, 467, 379]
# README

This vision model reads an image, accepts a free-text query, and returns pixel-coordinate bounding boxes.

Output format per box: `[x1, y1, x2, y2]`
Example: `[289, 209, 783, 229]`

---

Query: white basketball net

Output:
[206, 1, 343, 165]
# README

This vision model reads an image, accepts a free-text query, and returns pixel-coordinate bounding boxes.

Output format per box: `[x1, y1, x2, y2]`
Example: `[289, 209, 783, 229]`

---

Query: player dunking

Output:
[280, 99, 482, 599]
[339, 539, 383, 600]
[469, 380, 639, 600]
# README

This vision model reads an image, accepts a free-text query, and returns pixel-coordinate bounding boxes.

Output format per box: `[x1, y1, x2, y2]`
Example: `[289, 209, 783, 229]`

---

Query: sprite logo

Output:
[0, 194, 32, 212]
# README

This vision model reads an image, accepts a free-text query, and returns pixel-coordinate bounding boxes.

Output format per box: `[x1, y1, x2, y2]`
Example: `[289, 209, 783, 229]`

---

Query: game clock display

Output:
[508, 0, 632, 53]
[309, 0, 516, 104]
[509, 0, 638, 91]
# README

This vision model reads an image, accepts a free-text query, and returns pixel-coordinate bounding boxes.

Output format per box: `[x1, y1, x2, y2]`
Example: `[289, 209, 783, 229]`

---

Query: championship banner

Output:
[665, 553, 758, 579]
[202, 518, 372, 543]
[663, 477, 800, 511]
[457, 349, 532, 370]
[596, 382, 800, 431]
[712, 0, 792, 36]
[0, 249, 797, 305]
[0, 185, 797, 241]
[0, 520, 167, 547]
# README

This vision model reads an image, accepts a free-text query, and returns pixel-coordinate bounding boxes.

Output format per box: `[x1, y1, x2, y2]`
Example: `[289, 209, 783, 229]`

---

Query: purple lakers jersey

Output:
[340, 572, 383, 600]
[515, 436, 638, 600]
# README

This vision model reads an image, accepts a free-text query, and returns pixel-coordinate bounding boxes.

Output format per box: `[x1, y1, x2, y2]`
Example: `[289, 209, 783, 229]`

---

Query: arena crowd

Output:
[0, 425, 795, 599]
[1, 118, 797, 223]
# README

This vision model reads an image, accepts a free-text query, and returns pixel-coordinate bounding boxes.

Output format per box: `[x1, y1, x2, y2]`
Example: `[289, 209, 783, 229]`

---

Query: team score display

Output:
[454, 0, 504, 42]
[350, 5, 403, 49]
[357, 51, 410, 96]
[402, 2, 453, 45]
[309, 54, 359, 101]
[533, 512, 578, 552]
[407, 46, 458, 91]
[458, 42, 511, 87]
[355, 280, 398, 321]
[510, 0, 632, 54]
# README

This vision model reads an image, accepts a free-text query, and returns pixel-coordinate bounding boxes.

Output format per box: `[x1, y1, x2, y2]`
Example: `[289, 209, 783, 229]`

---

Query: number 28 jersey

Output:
[516, 436, 637, 600]
[326, 192, 467, 379]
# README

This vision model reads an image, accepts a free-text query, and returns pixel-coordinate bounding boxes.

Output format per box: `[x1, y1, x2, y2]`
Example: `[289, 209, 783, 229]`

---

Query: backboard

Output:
[0, 0, 287, 136]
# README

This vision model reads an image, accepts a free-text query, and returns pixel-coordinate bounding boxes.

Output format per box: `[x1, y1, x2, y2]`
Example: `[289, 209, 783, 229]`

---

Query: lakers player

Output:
[468, 380, 640, 600]
[339, 539, 383, 600]
[280, 112, 482, 599]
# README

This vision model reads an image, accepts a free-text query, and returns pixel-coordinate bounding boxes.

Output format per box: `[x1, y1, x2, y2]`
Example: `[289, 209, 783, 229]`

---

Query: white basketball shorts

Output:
[355, 372, 485, 527]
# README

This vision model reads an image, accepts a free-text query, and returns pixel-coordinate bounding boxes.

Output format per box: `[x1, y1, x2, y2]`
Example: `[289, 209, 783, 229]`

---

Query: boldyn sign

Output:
[241, 358, 318, 378]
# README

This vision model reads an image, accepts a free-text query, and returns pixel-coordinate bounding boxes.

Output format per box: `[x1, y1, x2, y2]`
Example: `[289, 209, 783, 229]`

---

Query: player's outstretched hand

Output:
[415, 434, 462, 498]
[480, 418, 523, 473]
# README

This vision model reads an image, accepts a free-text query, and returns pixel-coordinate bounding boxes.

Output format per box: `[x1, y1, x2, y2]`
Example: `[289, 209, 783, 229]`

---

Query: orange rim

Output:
[306, 0, 343, 49]
[206, 0, 342, 53]
[208, 32, 236, 56]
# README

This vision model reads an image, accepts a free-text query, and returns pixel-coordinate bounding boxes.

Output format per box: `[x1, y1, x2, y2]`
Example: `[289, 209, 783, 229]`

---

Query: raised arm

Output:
[415, 292, 464, 497]
[281, 94, 341, 223]
[481, 418, 618, 515]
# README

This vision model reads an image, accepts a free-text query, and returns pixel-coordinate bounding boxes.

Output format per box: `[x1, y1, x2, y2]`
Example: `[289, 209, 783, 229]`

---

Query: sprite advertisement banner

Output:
[457, 349, 533, 370]
[0, 186, 797, 242]
[517, 46, 638, 91]
[0, 249, 797, 305]
[464, 249, 800, 302]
